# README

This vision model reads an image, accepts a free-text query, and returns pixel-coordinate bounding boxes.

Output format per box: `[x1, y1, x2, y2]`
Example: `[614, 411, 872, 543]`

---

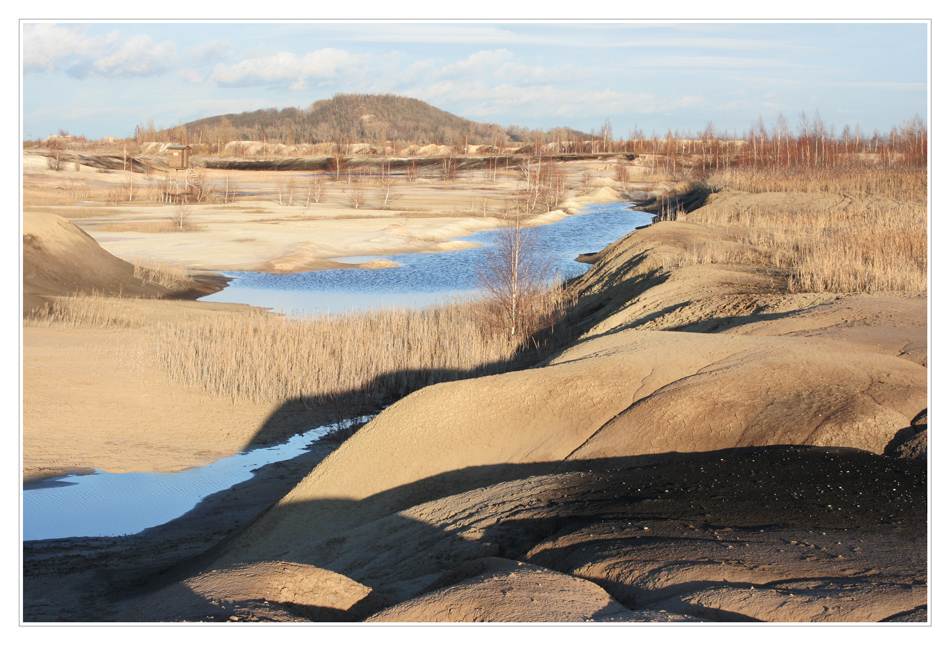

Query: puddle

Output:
[23, 419, 369, 541]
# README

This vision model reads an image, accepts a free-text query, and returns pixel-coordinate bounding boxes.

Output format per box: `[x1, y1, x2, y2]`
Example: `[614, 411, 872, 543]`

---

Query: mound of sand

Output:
[365, 558, 691, 622]
[161, 209, 924, 623]
[258, 253, 400, 274]
[22, 212, 220, 312]
[120, 561, 387, 622]
[29, 188, 926, 623]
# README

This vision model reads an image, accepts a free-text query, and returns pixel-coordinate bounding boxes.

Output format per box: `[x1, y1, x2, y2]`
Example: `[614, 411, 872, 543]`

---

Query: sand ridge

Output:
[21, 167, 927, 623]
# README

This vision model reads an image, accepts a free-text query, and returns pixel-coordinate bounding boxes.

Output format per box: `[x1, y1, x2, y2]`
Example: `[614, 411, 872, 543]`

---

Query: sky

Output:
[20, 20, 930, 142]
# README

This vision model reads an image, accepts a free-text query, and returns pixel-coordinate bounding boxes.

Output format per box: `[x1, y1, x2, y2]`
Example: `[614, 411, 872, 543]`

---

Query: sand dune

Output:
[22, 183, 927, 623]
[22, 211, 223, 312]
[122, 206, 926, 623]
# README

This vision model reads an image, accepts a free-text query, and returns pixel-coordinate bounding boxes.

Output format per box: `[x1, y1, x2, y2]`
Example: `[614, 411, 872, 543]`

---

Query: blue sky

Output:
[21, 20, 929, 142]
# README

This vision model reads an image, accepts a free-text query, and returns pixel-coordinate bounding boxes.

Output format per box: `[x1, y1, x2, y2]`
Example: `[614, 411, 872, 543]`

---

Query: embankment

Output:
[22, 211, 226, 313]
[115, 188, 927, 623]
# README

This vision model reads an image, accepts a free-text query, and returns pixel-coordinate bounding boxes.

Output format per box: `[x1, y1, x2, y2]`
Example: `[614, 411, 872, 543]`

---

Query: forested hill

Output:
[176, 93, 584, 148]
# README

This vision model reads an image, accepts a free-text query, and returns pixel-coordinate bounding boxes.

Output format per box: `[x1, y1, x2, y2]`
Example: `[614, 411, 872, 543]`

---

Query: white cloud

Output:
[22, 23, 117, 72]
[441, 49, 514, 76]
[179, 68, 205, 84]
[187, 39, 233, 64]
[209, 48, 364, 87]
[92, 34, 176, 77]
[393, 49, 569, 95]
[408, 78, 706, 126]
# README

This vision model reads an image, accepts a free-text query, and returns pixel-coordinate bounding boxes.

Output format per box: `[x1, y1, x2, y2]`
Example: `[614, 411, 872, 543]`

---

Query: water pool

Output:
[199, 202, 652, 315]
[23, 420, 367, 541]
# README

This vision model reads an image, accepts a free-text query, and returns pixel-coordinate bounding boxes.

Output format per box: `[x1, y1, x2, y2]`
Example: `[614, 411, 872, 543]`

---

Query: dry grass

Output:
[94, 221, 189, 233]
[25, 293, 154, 328]
[132, 258, 192, 289]
[26, 287, 567, 413]
[705, 166, 927, 202]
[153, 300, 525, 406]
[22, 186, 83, 207]
[673, 167, 927, 294]
[24, 205, 133, 219]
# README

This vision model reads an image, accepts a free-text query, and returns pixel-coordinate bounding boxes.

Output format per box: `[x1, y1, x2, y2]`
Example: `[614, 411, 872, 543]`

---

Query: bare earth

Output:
[21, 155, 927, 623]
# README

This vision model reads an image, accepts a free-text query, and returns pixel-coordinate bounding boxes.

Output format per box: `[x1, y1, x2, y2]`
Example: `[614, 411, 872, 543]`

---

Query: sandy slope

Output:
[21, 182, 927, 623]
[20, 214, 329, 480]
[24, 212, 181, 312]
[119, 206, 926, 623]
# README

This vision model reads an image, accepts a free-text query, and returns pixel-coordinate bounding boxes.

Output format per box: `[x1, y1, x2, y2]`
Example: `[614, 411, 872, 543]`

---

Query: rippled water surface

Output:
[200, 202, 652, 314]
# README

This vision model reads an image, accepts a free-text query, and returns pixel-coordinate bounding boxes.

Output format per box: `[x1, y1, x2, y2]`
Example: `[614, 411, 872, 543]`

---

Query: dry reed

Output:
[154, 299, 532, 406]
[705, 166, 927, 202]
[26, 293, 153, 328]
[674, 167, 927, 294]
[132, 258, 192, 289]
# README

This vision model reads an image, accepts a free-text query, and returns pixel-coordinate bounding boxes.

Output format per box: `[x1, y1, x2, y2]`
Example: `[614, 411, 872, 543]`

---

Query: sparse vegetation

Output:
[26, 293, 151, 328]
[132, 258, 191, 290]
[478, 211, 564, 338]
[27, 284, 570, 421]
[23, 105, 928, 425]
[154, 300, 525, 408]
[666, 165, 927, 294]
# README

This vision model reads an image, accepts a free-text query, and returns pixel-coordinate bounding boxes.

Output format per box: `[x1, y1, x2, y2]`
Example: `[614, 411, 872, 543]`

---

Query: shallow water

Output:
[24, 203, 652, 541]
[22, 420, 367, 541]
[200, 202, 652, 315]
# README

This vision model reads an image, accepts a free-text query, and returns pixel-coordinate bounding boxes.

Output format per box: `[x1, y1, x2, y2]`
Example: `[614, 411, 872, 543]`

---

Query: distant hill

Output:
[177, 94, 585, 148]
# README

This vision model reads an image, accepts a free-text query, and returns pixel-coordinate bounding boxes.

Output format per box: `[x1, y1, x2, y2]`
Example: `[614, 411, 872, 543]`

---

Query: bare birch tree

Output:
[477, 209, 555, 338]
[306, 174, 326, 206]
[348, 173, 366, 209]
[172, 198, 192, 231]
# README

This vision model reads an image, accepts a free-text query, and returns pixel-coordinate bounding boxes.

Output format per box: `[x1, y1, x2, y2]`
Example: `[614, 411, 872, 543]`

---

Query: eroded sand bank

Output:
[21, 158, 927, 623]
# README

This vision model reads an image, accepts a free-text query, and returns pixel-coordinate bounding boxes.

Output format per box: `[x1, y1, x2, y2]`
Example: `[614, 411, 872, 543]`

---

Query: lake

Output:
[199, 201, 653, 314]
[24, 201, 652, 541]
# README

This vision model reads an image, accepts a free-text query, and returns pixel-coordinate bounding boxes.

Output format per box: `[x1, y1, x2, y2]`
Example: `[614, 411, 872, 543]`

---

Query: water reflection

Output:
[200, 202, 651, 315]
[23, 420, 368, 541]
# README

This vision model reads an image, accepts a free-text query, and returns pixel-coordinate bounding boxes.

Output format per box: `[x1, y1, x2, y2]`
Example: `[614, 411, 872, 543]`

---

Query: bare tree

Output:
[580, 168, 594, 191]
[440, 156, 458, 181]
[172, 198, 192, 230]
[477, 209, 555, 338]
[375, 161, 400, 209]
[330, 142, 346, 180]
[614, 158, 628, 188]
[348, 173, 366, 209]
[376, 178, 400, 209]
[186, 170, 209, 203]
[46, 141, 65, 170]
[219, 174, 237, 204]
[273, 177, 296, 206]
[306, 174, 326, 206]
[127, 165, 137, 202]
